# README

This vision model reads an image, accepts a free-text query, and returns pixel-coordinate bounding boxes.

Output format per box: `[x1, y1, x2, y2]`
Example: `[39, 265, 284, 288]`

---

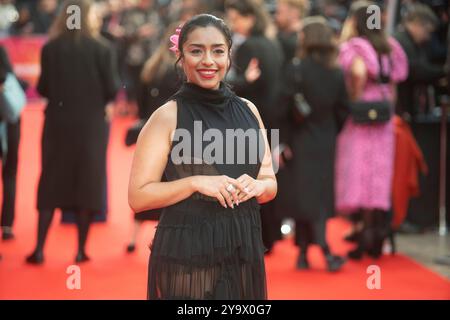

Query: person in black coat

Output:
[225, 0, 283, 130]
[225, 0, 284, 254]
[26, 0, 119, 264]
[394, 3, 447, 118]
[0, 45, 22, 242]
[277, 17, 348, 271]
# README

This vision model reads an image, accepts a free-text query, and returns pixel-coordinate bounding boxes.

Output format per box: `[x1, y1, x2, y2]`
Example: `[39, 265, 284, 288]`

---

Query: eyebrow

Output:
[187, 43, 226, 48]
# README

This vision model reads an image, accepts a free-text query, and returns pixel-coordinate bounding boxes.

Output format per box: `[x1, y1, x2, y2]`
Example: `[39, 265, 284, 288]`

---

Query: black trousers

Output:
[0, 119, 20, 228]
[294, 205, 328, 249]
[294, 217, 327, 248]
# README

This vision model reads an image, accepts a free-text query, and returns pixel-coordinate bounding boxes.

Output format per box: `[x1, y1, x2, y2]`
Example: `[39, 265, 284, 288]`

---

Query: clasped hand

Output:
[192, 174, 264, 209]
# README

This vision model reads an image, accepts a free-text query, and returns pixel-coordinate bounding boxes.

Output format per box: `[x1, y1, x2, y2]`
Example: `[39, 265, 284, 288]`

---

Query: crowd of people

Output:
[0, 0, 449, 279]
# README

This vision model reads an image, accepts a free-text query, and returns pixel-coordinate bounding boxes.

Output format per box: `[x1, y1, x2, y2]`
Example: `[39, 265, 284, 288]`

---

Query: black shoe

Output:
[296, 253, 309, 270]
[126, 244, 136, 253]
[75, 252, 90, 263]
[367, 238, 384, 259]
[26, 250, 44, 264]
[326, 255, 346, 272]
[348, 247, 364, 260]
[367, 247, 382, 259]
[2, 230, 15, 241]
[344, 231, 359, 243]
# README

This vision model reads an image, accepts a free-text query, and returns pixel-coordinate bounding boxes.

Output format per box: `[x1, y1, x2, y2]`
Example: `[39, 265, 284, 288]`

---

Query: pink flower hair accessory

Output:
[169, 25, 183, 53]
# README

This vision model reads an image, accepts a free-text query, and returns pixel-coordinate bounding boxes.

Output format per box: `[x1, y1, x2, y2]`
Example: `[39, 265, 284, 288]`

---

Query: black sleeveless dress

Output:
[147, 82, 267, 300]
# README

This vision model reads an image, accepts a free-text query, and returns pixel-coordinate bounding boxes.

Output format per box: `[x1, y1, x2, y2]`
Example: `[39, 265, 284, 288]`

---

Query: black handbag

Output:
[290, 58, 311, 124]
[350, 55, 392, 124]
[350, 100, 391, 123]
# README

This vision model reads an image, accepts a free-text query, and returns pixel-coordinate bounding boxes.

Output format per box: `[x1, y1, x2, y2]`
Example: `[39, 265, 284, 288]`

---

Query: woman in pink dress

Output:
[335, 1, 408, 259]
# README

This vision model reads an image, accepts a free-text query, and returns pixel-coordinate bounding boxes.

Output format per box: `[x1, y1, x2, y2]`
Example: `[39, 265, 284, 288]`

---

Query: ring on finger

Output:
[226, 184, 235, 192]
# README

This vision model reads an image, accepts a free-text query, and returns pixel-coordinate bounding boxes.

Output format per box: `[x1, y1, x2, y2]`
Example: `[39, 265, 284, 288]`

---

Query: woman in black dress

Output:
[128, 14, 277, 299]
[26, 0, 119, 264]
[277, 17, 348, 271]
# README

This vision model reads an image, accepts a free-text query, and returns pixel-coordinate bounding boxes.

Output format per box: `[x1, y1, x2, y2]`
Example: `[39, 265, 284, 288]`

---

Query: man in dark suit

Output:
[394, 3, 447, 118]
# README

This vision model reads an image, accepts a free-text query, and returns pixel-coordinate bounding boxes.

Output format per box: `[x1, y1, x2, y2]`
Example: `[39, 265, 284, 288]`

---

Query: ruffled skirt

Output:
[147, 199, 267, 300]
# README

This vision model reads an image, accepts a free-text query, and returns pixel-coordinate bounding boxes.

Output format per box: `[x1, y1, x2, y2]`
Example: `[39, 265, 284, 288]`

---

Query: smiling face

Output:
[180, 26, 230, 90]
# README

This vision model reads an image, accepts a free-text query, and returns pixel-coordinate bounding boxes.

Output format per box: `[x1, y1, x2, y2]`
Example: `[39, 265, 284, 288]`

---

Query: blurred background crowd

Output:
[0, 0, 449, 273]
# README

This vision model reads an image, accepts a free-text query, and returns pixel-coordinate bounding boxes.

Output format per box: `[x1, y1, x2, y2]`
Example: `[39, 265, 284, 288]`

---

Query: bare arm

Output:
[128, 101, 196, 212]
[239, 98, 277, 204]
[349, 56, 367, 101]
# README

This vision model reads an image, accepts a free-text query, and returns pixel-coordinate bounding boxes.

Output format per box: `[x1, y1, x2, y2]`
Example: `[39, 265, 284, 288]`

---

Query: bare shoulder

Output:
[138, 100, 177, 141]
[145, 100, 176, 128]
[155, 99, 177, 121]
[239, 97, 258, 114]
[239, 97, 265, 128]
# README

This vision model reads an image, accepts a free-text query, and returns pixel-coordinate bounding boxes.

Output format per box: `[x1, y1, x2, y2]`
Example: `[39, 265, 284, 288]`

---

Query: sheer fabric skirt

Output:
[147, 199, 267, 300]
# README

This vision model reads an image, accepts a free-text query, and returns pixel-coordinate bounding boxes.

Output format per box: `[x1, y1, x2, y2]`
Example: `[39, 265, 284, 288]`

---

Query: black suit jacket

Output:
[230, 34, 283, 129]
[394, 28, 445, 116]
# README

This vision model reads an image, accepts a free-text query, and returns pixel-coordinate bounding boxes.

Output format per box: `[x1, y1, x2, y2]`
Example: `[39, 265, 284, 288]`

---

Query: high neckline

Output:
[172, 81, 234, 110]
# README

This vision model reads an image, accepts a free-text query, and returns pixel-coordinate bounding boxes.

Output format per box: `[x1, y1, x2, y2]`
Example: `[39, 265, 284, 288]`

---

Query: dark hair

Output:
[300, 16, 338, 68]
[350, 0, 391, 55]
[225, 0, 270, 36]
[402, 3, 439, 28]
[175, 14, 233, 80]
[141, 24, 178, 84]
[49, 0, 96, 40]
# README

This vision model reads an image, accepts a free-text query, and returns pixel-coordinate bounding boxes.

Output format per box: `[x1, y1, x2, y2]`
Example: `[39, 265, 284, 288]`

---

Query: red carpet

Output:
[0, 103, 449, 300]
